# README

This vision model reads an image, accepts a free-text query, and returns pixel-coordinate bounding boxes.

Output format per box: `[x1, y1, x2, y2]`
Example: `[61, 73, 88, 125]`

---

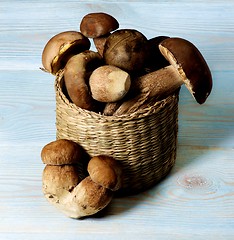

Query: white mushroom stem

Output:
[111, 65, 183, 116]
[135, 65, 183, 98]
[43, 175, 113, 219]
[57, 178, 113, 219]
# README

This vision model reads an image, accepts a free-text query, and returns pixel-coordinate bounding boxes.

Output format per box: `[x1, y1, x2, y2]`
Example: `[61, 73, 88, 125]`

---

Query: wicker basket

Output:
[55, 70, 179, 195]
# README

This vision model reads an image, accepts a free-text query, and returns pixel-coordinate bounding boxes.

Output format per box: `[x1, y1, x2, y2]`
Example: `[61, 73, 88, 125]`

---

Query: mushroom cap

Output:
[80, 12, 119, 38]
[144, 36, 170, 73]
[159, 37, 212, 104]
[41, 139, 85, 165]
[103, 29, 148, 72]
[42, 31, 90, 74]
[88, 155, 123, 191]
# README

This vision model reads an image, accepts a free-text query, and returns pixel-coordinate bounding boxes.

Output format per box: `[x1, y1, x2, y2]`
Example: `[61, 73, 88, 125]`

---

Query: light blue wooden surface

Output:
[0, 1, 234, 239]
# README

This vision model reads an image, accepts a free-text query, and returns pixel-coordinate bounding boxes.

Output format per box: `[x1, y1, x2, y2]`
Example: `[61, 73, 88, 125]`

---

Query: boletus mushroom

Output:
[41, 31, 90, 75]
[88, 155, 123, 191]
[43, 167, 113, 219]
[41, 139, 86, 165]
[158, 37, 212, 104]
[103, 29, 148, 72]
[63, 50, 104, 111]
[80, 12, 119, 38]
[110, 37, 213, 116]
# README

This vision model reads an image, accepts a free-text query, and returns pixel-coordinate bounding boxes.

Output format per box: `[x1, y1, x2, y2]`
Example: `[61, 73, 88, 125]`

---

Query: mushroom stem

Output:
[110, 65, 183, 116]
[134, 65, 183, 99]
[89, 65, 131, 102]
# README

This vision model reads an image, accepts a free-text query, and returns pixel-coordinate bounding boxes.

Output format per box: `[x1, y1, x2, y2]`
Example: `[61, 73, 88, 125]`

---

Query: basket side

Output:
[55, 71, 179, 194]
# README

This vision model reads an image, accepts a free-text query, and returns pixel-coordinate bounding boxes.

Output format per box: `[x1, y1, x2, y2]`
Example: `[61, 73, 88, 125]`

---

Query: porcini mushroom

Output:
[63, 50, 104, 111]
[110, 37, 213, 116]
[41, 139, 86, 165]
[80, 12, 119, 38]
[43, 169, 113, 219]
[41, 31, 90, 75]
[103, 29, 148, 72]
[159, 37, 212, 104]
[88, 155, 123, 191]
[112, 37, 213, 115]
[89, 65, 131, 102]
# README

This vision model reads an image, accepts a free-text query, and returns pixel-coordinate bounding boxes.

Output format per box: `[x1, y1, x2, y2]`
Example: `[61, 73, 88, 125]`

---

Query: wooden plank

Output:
[0, 0, 234, 239]
[0, 1, 233, 70]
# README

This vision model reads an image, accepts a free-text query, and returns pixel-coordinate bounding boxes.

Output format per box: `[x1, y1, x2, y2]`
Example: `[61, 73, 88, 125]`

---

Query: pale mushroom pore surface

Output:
[159, 44, 195, 95]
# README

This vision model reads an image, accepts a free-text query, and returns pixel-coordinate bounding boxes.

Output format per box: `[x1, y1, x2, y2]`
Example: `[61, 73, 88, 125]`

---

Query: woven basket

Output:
[55, 70, 179, 195]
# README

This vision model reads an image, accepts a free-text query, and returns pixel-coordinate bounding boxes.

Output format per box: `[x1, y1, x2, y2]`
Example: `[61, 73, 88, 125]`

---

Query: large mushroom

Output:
[158, 37, 212, 104]
[110, 37, 213, 115]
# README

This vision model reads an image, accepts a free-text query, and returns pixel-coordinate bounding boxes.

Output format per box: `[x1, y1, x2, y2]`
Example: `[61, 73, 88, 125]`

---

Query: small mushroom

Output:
[159, 37, 212, 104]
[88, 155, 123, 191]
[103, 29, 148, 72]
[41, 31, 90, 75]
[63, 50, 104, 111]
[41, 139, 86, 165]
[89, 65, 131, 102]
[80, 12, 119, 38]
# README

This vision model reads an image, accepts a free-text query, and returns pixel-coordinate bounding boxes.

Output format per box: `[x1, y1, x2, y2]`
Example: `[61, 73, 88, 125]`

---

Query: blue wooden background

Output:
[0, 1, 233, 239]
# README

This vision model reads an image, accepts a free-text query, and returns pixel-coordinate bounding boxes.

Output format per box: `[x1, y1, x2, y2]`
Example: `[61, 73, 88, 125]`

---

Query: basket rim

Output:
[55, 69, 179, 121]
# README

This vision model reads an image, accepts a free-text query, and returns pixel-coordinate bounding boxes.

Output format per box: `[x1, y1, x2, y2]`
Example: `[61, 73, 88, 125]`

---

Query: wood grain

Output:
[0, 1, 234, 239]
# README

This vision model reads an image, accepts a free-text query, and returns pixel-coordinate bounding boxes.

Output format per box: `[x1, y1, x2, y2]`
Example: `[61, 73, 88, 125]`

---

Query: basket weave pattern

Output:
[55, 71, 179, 194]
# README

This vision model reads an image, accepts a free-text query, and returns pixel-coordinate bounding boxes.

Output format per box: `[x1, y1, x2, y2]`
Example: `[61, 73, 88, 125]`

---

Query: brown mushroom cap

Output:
[103, 29, 148, 72]
[42, 31, 90, 75]
[159, 37, 212, 104]
[144, 36, 170, 73]
[41, 139, 85, 165]
[80, 12, 119, 38]
[88, 155, 123, 191]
